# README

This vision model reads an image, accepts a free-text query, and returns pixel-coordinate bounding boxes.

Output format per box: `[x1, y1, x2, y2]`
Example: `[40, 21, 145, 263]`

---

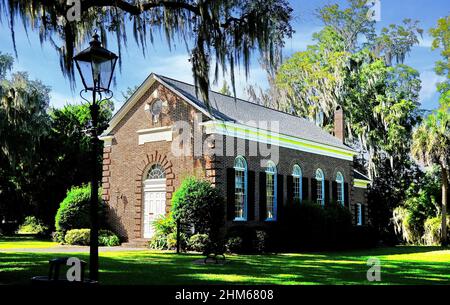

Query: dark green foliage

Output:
[225, 236, 244, 254]
[54, 185, 107, 240]
[253, 230, 269, 253]
[172, 177, 225, 253]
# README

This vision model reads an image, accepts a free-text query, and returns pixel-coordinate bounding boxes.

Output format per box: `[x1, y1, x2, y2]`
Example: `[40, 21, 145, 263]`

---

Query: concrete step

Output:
[121, 238, 150, 248]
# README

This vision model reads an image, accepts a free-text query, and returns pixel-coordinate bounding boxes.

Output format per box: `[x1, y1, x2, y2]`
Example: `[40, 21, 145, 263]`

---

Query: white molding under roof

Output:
[101, 74, 212, 137]
[201, 120, 357, 161]
[137, 126, 173, 145]
[354, 179, 370, 189]
[99, 135, 114, 147]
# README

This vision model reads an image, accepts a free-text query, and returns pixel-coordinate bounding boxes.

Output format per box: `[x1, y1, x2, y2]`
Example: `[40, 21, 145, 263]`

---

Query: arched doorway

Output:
[143, 164, 166, 238]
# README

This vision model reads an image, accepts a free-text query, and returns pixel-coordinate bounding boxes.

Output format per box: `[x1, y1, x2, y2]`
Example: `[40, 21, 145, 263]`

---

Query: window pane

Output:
[234, 169, 246, 219]
[266, 174, 275, 219]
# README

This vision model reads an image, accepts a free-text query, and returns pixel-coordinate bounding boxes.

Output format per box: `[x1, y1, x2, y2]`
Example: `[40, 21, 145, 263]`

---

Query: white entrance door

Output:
[143, 178, 166, 238]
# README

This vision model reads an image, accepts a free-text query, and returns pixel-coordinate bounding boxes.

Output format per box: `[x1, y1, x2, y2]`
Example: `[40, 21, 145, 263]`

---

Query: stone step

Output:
[122, 238, 150, 248]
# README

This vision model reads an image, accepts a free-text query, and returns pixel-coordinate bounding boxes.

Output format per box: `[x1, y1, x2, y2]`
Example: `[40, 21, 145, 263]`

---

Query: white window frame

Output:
[356, 203, 363, 226]
[266, 161, 277, 221]
[336, 172, 344, 206]
[234, 156, 248, 221]
[316, 169, 325, 206]
[292, 164, 303, 203]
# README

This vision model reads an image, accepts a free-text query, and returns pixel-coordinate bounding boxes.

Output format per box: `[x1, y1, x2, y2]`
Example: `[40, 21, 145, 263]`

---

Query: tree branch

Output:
[82, 0, 200, 15]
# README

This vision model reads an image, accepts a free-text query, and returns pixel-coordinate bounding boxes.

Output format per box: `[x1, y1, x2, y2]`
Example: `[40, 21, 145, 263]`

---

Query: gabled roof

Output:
[102, 73, 355, 152]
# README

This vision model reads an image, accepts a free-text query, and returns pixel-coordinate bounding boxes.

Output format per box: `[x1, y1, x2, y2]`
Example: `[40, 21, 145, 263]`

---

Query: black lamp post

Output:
[73, 33, 117, 282]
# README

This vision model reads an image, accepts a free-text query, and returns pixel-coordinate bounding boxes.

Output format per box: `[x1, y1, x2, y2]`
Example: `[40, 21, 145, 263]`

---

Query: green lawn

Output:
[1, 236, 449, 285]
[0, 235, 57, 249]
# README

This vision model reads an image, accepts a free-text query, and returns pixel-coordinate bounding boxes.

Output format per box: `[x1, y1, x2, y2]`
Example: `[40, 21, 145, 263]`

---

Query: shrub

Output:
[64, 228, 120, 246]
[274, 201, 354, 251]
[188, 233, 209, 253]
[422, 216, 450, 245]
[253, 230, 268, 253]
[225, 236, 243, 253]
[55, 184, 107, 240]
[148, 213, 187, 250]
[225, 226, 257, 253]
[17, 216, 49, 236]
[65, 229, 91, 245]
[393, 206, 422, 244]
[172, 177, 225, 253]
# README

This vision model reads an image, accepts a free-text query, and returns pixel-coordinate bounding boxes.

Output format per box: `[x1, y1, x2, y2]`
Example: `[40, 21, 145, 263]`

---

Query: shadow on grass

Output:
[1, 247, 449, 285]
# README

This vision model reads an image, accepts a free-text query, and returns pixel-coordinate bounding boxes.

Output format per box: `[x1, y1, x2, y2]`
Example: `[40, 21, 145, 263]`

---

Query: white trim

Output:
[99, 135, 114, 147]
[201, 120, 356, 161]
[315, 168, 325, 206]
[137, 126, 173, 145]
[354, 179, 370, 189]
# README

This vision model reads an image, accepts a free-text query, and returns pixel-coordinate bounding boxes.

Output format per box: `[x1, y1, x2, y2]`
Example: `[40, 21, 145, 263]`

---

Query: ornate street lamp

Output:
[73, 33, 117, 282]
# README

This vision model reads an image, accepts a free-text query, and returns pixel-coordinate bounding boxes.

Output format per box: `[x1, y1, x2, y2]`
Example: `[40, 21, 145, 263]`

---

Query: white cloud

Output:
[418, 35, 434, 48]
[419, 70, 445, 103]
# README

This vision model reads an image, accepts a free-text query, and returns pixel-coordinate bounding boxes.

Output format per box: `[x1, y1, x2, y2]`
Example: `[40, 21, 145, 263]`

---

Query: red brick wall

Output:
[102, 83, 207, 241]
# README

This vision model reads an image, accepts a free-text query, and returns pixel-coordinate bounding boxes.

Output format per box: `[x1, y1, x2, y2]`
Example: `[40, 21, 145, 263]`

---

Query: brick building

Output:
[100, 73, 370, 242]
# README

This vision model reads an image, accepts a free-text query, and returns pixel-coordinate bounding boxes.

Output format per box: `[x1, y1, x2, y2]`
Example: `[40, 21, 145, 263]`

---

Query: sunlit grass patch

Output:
[0, 236, 57, 249]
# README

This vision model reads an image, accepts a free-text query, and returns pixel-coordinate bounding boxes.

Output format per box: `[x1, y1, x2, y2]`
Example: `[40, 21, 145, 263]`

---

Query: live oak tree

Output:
[430, 15, 450, 92]
[0, 53, 51, 226]
[0, 0, 293, 107]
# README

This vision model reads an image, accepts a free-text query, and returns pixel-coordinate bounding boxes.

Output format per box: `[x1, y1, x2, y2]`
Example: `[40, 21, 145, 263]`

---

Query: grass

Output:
[1, 236, 449, 285]
[0, 235, 57, 249]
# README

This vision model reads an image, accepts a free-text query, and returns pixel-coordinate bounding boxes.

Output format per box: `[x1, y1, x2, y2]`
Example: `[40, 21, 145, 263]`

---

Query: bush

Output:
[225, 236, 243, 253]
[274, 201, 354, 251]
[225, 225, 257, 253]
[422, 216, 450, 245]
[253, 230, 268, 253]
[148, 213, 187, 250]
[188, 233, 209, 253]
[393, 206, 422, 244]
[64, 228, 120, 246]
[172, 177, 224, 237]
[17, 216, 49, 236]
[55, 184, 107, 241]
[65, 229, 91, 245]
[172, 177, 225, 254]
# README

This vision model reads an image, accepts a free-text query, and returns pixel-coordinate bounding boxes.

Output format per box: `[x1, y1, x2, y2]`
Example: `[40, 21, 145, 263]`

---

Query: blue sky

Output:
[0, 0, 448, 111]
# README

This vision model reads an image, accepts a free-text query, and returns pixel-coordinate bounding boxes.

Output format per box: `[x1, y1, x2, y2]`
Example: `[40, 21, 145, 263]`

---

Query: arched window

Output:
[292, 164, 302, 203]
[336, 172, 344, 206]
[147, 164, 165, 179]
[315, 169, 325, 206]
[266, 161, 277, 220]
[234, 156, 247, 220]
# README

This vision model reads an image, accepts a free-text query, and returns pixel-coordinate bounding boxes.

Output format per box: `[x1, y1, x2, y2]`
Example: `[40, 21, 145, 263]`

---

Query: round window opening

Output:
[147, 164, 165, 179]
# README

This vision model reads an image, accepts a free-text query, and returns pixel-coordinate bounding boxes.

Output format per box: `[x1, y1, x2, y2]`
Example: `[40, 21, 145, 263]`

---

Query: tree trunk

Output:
[441, 165, 448, 246]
